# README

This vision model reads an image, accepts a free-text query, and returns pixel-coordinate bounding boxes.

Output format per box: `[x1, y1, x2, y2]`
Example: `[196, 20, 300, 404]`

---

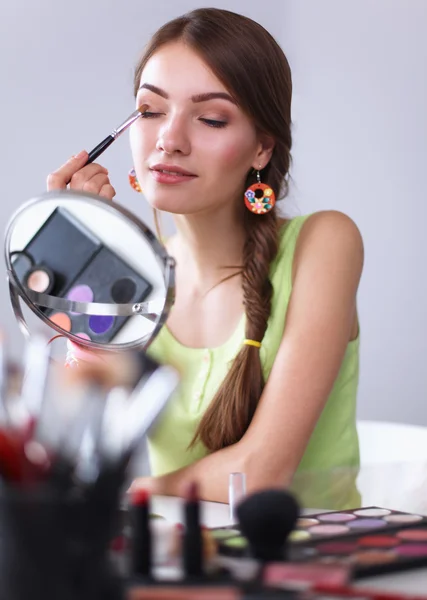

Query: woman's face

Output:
[130, 41, 272, 215]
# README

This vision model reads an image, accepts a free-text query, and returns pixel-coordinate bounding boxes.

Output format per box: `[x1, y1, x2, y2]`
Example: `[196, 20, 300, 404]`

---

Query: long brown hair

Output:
[133, 8, 292, 452]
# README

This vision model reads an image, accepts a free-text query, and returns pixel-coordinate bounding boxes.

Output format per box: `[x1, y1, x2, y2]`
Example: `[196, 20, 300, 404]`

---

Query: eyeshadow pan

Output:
[316, 542, 359, 554]
[75, 332, 91, 341]
[88, 315, 115, 335]
[67, 284, 94, 303]
[289, 530, 311, 542]
[317, 513, 356, 523]
[223, 536, 248, 549]
[357, 536, 398, 548]
[351, 550, 396, 565]
[396, 544, 427, 557]
[354, 508, 391, 518]
[26, 268, 51, 293]
[309, 524, 350, 536]
[67, 284, 94, 316]
[385, 514, 423, 524]
[111, 277, 137, 303]
[211, 529, 241, 541]
[50, 312, 71, 332]
[318, 556, 347, 565]
[297, 518, 319, 528]
[300, 547, 318, 557]
[347, 519, 387, 530]
[397, 529, 427, 542]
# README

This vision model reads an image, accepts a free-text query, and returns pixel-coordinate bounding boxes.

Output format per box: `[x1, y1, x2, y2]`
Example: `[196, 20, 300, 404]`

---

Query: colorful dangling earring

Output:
[128, 167, 142, 193]
[244, 168, 275, 214]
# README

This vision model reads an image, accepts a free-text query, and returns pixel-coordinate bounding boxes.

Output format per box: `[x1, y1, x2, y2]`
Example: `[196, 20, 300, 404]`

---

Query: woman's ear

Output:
[253, 134, 275, 170]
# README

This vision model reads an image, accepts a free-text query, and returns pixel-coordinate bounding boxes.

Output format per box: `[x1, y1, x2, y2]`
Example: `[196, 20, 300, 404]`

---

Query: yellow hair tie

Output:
[244, 339, 262, 348]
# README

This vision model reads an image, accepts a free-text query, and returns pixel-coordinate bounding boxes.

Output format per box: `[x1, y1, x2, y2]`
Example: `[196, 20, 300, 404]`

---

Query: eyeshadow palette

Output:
[11, 207, 153, 343]
[292, 526, 427, 578]
[12, 208, 101, 299]
[213, 506, 427, 578]
[48, 245, 153, 343]
[288, 507, 427, 544]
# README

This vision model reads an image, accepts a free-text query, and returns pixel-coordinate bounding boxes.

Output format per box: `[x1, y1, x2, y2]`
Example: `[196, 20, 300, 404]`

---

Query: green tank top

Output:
[147, 215, 361, 509]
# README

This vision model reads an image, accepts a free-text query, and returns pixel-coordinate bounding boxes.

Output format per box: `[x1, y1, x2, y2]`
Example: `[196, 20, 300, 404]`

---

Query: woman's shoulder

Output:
[279, 210, 362, 241]
[298, 209, 361, 236]
[288, 211, 364, 293]
[293, 210, 363, 263]
[273, 210, 364, 287]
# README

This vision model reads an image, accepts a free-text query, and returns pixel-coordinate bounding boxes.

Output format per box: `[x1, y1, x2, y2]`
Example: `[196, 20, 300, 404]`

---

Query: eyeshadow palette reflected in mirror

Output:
[50, 245, 153, 343]
[12, 208, 101, 298]
[11, 207, 153, 343]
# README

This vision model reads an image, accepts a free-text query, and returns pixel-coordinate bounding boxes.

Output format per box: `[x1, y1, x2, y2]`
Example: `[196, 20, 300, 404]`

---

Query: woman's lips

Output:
[149, 164, 197, 184]
[150, 168, 197, 184]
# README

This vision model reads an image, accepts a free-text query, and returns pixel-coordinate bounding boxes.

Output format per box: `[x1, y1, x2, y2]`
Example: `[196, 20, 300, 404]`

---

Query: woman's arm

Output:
[133, 210, 364, 502]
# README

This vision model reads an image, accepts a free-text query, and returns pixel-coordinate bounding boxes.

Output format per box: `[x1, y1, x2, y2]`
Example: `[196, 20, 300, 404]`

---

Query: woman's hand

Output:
[46, 150, 116, 201]
[65, 340, 141, 388]
[65, 340, 107, 367]
[128, 476, 159, 495]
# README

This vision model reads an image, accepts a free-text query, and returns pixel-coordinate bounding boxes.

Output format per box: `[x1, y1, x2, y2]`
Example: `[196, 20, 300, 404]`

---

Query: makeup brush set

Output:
[0, 333, 178, 600]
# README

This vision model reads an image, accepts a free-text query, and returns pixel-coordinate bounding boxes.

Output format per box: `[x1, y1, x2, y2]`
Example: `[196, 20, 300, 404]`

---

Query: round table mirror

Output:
[4, 190, 175, 351]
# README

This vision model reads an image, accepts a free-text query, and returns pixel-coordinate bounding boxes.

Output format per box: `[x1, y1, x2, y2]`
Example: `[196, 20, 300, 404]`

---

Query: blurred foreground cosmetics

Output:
[0, 333, 178, 600]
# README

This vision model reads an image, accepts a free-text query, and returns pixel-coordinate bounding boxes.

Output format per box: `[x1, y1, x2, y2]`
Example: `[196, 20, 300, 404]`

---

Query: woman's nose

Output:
[156, 114, 191, 155]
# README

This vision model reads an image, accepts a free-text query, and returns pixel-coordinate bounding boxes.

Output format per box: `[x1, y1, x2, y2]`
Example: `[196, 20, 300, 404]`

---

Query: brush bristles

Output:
[138, 103, 149, 115]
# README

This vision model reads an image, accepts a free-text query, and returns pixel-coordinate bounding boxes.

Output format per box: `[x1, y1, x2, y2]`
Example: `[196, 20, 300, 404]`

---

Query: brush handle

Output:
[86, 135, 115, 164]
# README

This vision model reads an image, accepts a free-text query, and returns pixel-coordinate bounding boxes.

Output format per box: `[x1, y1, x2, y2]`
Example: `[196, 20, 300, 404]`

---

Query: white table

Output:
[151, 495, 427, 596]
[151, 494, 231, 528]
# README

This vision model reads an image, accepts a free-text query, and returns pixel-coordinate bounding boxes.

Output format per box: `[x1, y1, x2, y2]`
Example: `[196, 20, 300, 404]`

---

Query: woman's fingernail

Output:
[74, 150, 87, 159]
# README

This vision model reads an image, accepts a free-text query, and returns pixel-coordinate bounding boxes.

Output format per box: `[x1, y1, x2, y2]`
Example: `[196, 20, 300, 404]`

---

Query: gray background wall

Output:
[1, 0, 426, 424]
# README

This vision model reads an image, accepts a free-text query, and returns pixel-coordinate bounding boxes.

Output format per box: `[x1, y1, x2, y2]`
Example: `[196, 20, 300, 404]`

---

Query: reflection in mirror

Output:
[5, 191, 175, 350]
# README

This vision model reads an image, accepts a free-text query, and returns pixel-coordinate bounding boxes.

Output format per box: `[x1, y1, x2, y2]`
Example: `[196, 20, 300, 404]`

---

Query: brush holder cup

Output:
[0, 482, 125, 600]
[4, 190, 175, 352]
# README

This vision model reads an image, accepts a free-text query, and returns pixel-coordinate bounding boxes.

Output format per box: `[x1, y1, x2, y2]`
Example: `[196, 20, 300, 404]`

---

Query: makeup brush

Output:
[236, 489, 300, 563]
[86, 103, 148, 165]
[20, 334, 52, 427]
[0, 332, 9, 425]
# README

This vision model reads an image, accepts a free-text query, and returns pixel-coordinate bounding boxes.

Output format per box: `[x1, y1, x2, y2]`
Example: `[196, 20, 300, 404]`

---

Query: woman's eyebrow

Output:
[138, 83, 236, 105]
[138, 83, 168, 98]
[192, 92, 236, 105]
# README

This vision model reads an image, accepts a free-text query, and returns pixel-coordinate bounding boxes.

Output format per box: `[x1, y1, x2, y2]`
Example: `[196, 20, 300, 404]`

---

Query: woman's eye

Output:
[200, 118, 227, 128]
[141, 111, 162, 118]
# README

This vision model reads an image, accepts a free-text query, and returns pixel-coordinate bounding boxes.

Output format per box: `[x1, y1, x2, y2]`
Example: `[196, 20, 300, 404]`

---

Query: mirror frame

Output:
[4, 190, 175, 351]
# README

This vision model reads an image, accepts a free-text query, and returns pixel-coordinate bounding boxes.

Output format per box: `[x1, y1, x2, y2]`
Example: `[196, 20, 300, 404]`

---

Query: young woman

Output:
[47, 8, 364, 507]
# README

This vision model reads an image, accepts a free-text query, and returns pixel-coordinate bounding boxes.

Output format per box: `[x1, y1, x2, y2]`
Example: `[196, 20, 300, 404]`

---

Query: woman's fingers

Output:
[46, 150, 89, 190]
[99, 183, 116, 201]
[78, 171, 112, 196]
[46, 151, 114, 199]
[69, 163, 108, 189]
